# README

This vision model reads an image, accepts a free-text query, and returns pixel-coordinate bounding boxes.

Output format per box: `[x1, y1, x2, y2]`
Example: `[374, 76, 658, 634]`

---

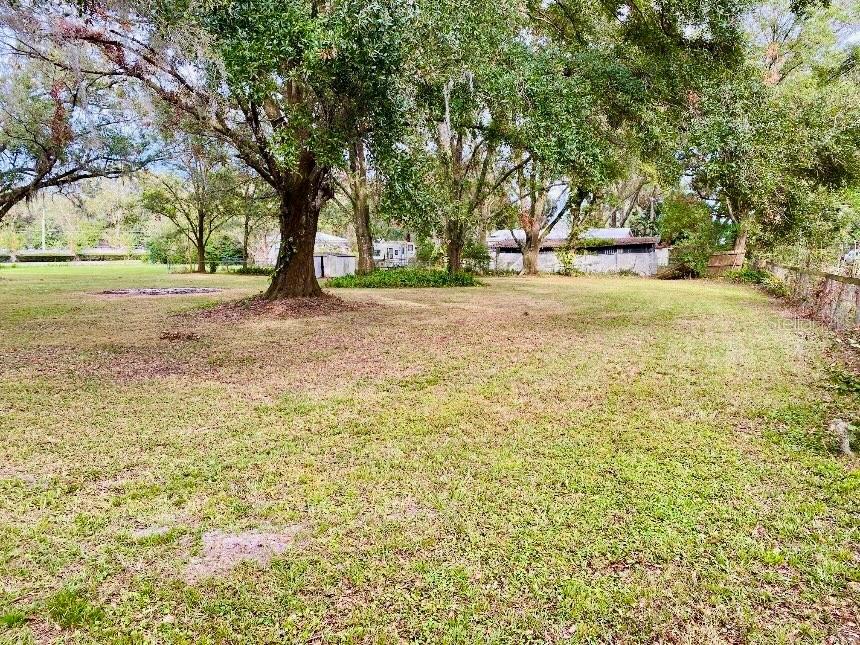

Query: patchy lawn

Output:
[0, 262, 857, 643]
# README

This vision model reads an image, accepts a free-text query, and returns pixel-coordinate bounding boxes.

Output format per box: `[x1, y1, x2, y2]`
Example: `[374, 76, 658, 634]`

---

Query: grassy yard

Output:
[0, 262, 857, 643]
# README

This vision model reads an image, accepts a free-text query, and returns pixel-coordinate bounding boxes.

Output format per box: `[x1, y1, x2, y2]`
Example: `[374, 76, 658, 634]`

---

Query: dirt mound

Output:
[655, 264, 698, 280]
[100, 287, 222, 296]
[195, 293, 375, 321]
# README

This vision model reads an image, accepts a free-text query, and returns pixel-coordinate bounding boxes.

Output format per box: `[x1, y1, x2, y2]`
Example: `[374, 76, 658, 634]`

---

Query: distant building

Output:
[258, 232, 352, 265]
[255, 232, 356, 278]
[487, 224, 661, 276]
[373, 240, 416, 268]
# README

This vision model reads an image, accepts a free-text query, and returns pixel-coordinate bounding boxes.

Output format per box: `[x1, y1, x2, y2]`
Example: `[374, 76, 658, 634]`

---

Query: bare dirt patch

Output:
[99, 287, 222, 296]
[184, 527, 305, 584]
[193, 294, 376, 321]
[131, 526, 173, 541]
[384, 496, 436, 522]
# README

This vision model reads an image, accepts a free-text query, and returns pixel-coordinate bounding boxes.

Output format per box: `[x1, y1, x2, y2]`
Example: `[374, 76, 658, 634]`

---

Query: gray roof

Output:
[315, 232, 349, 245]
[487, 224, 658, 250]
[583, 227, 633, 239]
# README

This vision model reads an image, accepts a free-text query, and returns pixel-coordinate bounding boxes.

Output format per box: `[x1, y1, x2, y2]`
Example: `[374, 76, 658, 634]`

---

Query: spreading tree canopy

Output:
[4, 0, 418, 297]
[0, 48, 153, 222]
[683, 0, 860, 254]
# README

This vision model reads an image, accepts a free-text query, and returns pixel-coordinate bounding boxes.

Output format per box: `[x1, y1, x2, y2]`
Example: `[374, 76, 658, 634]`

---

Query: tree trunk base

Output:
[263, 154, 332, 299]
[264, 276, 323, 300]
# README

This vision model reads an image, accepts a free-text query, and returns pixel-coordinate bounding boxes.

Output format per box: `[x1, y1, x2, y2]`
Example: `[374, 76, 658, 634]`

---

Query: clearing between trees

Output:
[0, 263, 857, 643]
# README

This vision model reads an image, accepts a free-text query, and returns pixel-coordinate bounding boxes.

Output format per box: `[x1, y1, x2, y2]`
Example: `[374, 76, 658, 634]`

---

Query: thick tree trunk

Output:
[194, 210, 207, 273]
[355, 198, 375, 275]
[521, 234, 540, 276]
[265, 159, 332, 299]
[350, 141, 374, 275]
[733, 229, 747, 254]
[196, 241, 206, 273]
[447, 238, 463, 273]
[446, 219, 465, 273]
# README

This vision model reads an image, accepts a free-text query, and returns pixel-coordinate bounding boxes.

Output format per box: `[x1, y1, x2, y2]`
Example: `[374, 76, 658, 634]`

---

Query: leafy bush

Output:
[416, 237, 443, 267]
[555, 248, 586, 276]
[724, 266, 790, 297]
[659, 195, 735, 276]
[327, 268, 479, 288]
[724, 266, 769, 284]
[230, 266, 274, 276]
[462, 241, 491, 274]
[761, 274, 790, 298]
[206, 234, 244, 270]
[147, 231, 190, 265]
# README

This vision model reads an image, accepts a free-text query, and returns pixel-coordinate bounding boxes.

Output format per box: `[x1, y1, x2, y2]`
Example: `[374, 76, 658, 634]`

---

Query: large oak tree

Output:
[3, 0, 417, 297]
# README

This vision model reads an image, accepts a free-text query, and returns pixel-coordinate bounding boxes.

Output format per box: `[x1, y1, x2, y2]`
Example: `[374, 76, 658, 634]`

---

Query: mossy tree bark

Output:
[349, 142, 375, 275]
[264, 153, 333, 299]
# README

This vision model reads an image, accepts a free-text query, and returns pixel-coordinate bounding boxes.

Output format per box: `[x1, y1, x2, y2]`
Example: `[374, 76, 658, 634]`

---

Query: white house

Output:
[373, 240, 416, 268]
[487, 224, 661, 276]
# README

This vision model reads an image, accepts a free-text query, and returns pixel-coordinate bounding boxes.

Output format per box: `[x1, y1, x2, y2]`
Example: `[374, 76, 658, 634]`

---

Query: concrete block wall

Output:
[492, 250, 657, 276]
[765, 262, 860, 331]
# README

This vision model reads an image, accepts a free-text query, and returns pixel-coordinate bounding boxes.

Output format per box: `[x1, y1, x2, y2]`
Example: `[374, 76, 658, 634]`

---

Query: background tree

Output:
[658, 194, 735, 275]
[683, 4, 860, 260]
[504, 160, 573, 275]
[231, 173, 277, 269]
[389, 1, 530, 273]
[139, 140, 237, 273]
[331, 140, 379, 275]
[525, 0, 754, 257]
[0, 47, 152, 221]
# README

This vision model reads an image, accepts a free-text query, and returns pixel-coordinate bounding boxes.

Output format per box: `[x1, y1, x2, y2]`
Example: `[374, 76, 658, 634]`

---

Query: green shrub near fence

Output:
[327, 268, 479, 288]
[724, 266, 789, 297]
[724, 266, 769, 284]
[231, 266, 274, 276]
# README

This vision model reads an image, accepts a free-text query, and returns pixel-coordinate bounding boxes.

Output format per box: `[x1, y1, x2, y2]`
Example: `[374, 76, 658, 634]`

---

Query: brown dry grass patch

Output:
[193, 293, 378, 322]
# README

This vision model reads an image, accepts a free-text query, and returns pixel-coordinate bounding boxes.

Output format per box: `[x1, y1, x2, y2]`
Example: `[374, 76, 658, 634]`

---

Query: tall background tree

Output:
[139, 139, 239, 273]
[0, 52, 151, 221]
[682, 0, 860, 261]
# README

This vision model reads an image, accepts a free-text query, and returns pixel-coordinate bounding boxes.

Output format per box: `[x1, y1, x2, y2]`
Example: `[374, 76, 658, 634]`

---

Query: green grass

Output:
[327, 267, 479, 288]
[44, 587, 104, 630]
[0, 261, 857, 643]
[0, 611, 25, 629]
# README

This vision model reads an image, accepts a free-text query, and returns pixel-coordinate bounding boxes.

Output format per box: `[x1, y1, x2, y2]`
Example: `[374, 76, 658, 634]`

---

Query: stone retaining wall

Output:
[763, 262, 860, 331]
